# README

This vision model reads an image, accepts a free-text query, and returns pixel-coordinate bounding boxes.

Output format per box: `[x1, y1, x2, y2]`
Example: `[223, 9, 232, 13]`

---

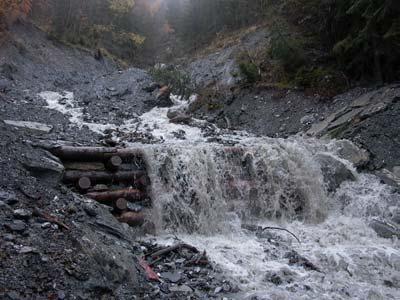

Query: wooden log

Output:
[113, 198, 128, 212]
[50, 146, 143, 161]
[117, 211, 145, 226]
[78, 177, 91, 190]
[64, 162, 105, 171]
[85, 188, 145, 203]
[106, 155, 122, 171]
[63, 170, 148, 185]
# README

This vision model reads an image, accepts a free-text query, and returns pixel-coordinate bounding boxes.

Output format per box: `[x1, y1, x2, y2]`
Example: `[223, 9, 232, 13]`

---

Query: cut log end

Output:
[107, 155, 123, 171]
[78, 177, 91, 190]
[114, 198, 128, 212]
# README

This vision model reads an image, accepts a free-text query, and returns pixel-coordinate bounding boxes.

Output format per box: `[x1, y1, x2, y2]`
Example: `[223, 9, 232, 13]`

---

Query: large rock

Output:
[334, 140, 370, 168]
[307, 85, 400, 138]
[316, 153, 356, 192]
[22, 150, 64, 185]
[370, 219, 400, 239]
[3, 120, 53, 133]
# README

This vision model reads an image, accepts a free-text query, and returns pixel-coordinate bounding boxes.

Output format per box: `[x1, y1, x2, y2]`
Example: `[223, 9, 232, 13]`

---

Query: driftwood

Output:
[106, 155, 122, 171]
[86, 188, 145, 203]
[33, 208, 70, 230]
[78, 177, 91, 190]
[64, 162, 106, 171]
[51, 146, 143, 161]
[117, 211, 145, 226]
[113, 198, 128, 212]
[262, 226, 301, 244]
[148, 243, 199, 260]
[63, 170, 148, 185]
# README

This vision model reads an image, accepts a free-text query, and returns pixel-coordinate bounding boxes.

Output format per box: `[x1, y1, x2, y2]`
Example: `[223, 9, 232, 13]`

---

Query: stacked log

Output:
[50, 146, 151, 228]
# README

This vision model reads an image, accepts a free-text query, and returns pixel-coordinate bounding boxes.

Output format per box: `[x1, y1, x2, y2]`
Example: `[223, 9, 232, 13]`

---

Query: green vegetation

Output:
[149, 66, 195, 98]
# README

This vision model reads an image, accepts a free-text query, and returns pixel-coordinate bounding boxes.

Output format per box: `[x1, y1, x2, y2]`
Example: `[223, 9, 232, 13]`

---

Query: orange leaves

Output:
[0, 0, 34, 26]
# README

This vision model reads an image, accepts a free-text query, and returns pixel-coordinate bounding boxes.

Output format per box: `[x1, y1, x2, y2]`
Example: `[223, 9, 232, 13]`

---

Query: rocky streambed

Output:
[1, 23, 400, 300]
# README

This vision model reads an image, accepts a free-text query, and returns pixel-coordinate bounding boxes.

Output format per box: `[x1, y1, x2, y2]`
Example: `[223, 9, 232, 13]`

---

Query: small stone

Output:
[41, 222, 51, 229]
[161, 272, 181, 283]
[300, 114, 315, 125]
[57, 290, 66, 300]
[4, 234, 15, 241]
[0, 190, 18, 205]
[83, 204, 97, 217]
[169, 285, 192, 293]
[19, 246, 36, 254]
[214, 286, 222, 294]
[13, 208, 32, 220]
[5, 220, 27, 233]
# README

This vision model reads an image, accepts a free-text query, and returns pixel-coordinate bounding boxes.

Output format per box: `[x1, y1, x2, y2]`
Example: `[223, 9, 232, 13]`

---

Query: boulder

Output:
[22, 150, 64, 186]
[3, 120, 53, 134]
[316, 153, 356, 192]
[370, 219, 400, 239]
[334, 140, 370, 168]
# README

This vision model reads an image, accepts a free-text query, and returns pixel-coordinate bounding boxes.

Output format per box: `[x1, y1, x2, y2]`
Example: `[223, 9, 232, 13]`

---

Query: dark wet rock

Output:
[5, 220, 27, 233]
[0, 78, 11, 92]
[156, 86, 173, 107]
[22, 150, 64, 185]
[370, 219, 400, 239]
[0, 190, 18, 205]
[0, 63, 18, 80]
[316, 153, 356, 192]
[13, 208, 32, 220]
[170, 113, 192, 124]
[334, 140, 370, 168]
[143, 83, 160, 93]
[285, 250, 321, 272]
[375, 169, 400, 189]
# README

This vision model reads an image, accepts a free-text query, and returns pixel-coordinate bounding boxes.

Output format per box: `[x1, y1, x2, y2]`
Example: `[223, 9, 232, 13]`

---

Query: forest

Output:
[1, 0, 399, 84]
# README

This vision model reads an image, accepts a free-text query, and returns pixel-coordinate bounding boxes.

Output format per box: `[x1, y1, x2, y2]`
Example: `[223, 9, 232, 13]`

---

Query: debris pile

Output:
[136, 241, 237, 299]
[50, 146, 151, 228]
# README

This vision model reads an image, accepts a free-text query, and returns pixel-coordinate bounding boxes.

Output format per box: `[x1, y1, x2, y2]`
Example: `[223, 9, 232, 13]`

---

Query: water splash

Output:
[40, 89, 400, 299]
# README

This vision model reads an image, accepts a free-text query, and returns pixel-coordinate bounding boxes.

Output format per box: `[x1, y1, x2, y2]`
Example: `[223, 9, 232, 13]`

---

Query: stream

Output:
[40, 91, 400, 300]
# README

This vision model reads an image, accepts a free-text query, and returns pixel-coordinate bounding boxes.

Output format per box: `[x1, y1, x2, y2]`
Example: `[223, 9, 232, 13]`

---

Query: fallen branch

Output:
[33, 208, 70, 230]
[262, 226, 301, 244]
[148, 243, 199, 260]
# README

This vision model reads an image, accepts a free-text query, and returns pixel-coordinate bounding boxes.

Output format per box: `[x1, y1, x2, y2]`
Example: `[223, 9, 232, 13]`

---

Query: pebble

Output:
[19, 246, 36, 254]
[169, 285, 192, 293]
[5, 220, 27, 233]
[13, 208, 32, 220]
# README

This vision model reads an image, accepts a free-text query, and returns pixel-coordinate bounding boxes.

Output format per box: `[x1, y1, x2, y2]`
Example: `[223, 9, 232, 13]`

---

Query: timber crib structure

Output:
[50, 146, 151, 227]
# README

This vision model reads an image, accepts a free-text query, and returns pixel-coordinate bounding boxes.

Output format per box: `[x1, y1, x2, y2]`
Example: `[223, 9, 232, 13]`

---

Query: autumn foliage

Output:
[0, 0, 32, 28]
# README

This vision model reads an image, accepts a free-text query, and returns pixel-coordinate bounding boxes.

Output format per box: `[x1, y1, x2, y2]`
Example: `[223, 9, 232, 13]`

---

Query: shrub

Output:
[269, 23, 306, 74]
[237, 50, 261, 84]
[149, 66, 195, 98]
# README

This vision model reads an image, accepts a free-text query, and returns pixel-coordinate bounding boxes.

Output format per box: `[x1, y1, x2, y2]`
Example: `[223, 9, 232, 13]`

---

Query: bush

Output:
[269, 23, 306, 73]
[149, 66, 195, 98]
[237, 50, 261, 84]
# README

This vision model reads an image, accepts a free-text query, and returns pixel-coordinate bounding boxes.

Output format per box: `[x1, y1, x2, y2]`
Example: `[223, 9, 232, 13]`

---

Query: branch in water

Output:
[262, 226, 301, 244]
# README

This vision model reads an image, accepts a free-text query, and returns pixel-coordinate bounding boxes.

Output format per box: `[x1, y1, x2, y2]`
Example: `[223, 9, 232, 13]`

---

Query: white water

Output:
[40, 90, 400, 299]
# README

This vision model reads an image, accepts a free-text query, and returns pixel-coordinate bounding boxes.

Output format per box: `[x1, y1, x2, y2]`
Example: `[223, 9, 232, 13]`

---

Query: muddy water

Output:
[40, 91, 400, 299]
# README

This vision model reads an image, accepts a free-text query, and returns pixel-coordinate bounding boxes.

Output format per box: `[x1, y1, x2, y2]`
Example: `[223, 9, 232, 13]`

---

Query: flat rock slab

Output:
[3, 120, 53, 133]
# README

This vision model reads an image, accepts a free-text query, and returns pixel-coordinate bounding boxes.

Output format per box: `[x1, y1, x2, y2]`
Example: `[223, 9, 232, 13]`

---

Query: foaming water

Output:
[40, 90, 400, 299]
